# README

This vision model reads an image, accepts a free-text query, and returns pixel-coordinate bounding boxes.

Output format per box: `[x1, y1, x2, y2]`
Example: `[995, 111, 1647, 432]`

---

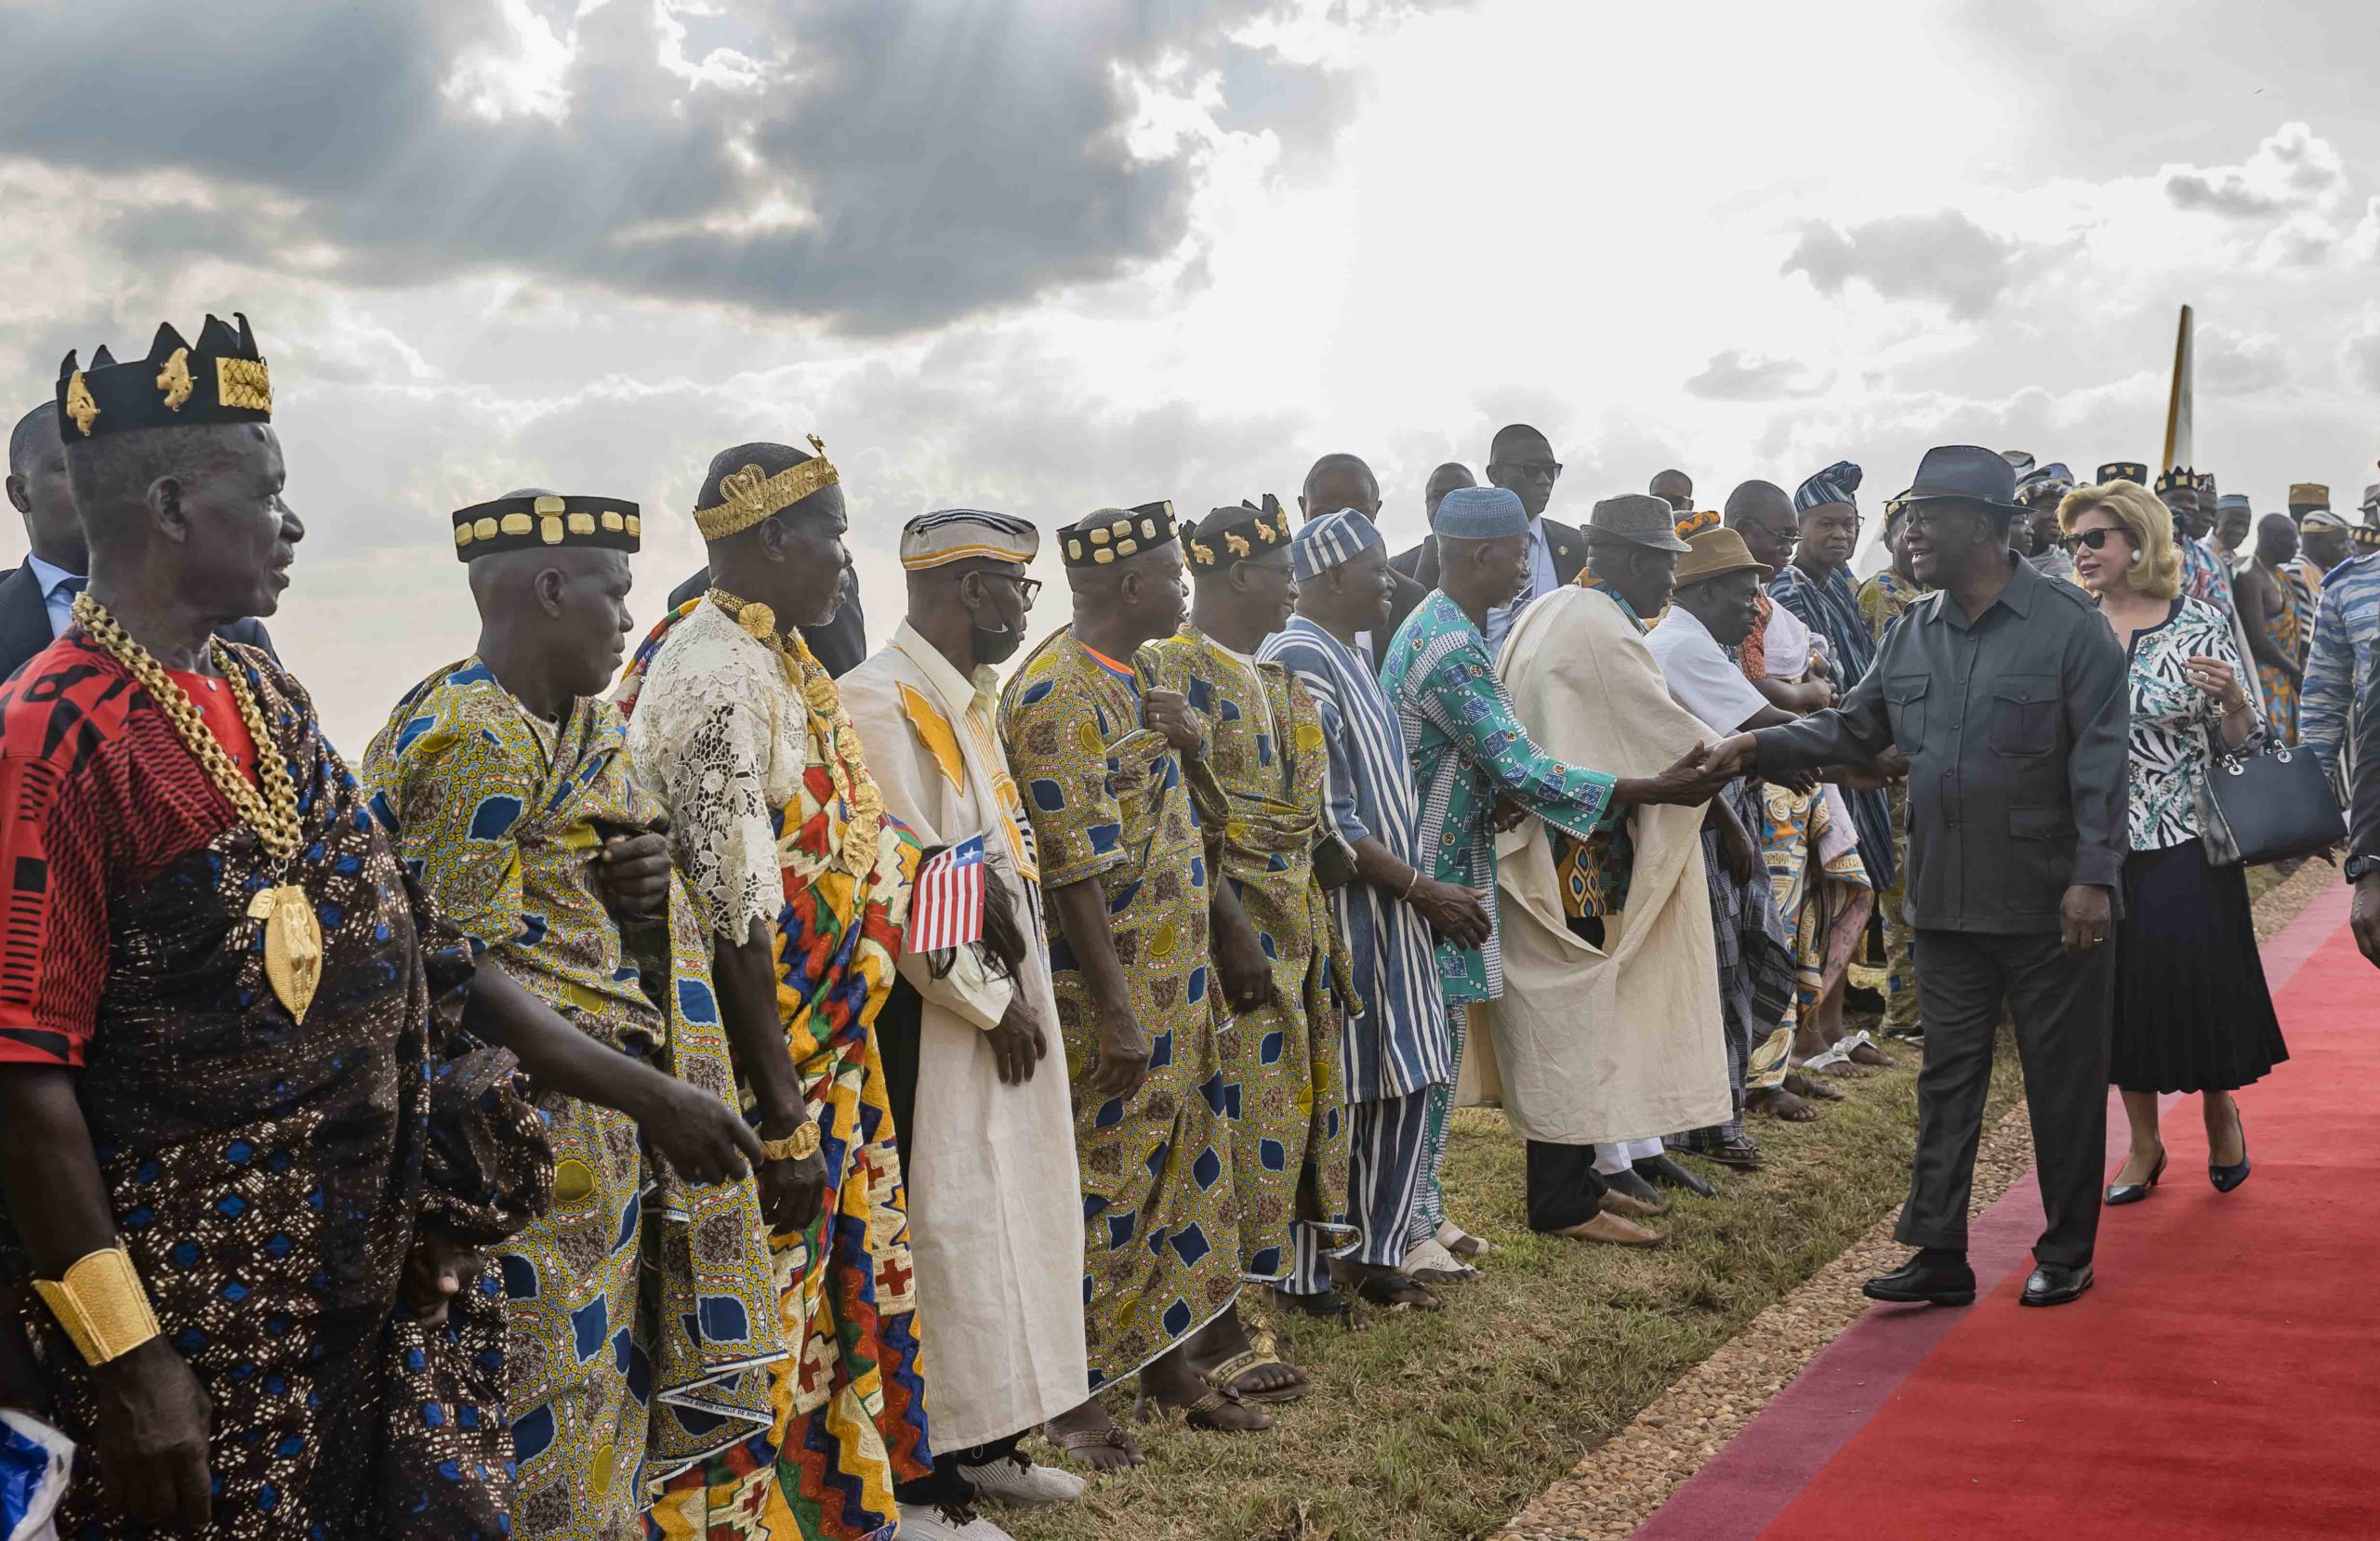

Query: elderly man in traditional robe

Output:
[839, 510, 1091, 1530]
[1486, 495, 1736, 1238]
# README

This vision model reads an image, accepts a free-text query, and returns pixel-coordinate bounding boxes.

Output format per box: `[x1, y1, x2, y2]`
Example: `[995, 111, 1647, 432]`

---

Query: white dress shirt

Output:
[25, 553, 84, 639]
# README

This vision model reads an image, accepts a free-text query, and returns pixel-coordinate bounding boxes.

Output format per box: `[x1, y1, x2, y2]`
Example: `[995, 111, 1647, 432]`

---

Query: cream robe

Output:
[840, 622, 1089, 1449]
[1471, 586, 1732, 1143]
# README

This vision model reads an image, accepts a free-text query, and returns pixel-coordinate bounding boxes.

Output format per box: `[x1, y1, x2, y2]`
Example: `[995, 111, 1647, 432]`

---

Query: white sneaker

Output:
[958, 1453, 1088, 1508]
[897, 1503, 1014, 1540]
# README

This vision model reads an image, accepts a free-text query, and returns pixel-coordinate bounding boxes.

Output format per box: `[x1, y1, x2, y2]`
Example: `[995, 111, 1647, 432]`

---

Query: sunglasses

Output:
[2060, 528, 2130, 554]
[1493, 459, 1564, 480]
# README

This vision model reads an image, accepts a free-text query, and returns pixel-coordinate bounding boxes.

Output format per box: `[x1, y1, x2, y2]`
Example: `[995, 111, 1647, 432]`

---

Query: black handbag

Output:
[2196, 742, 2347, 867]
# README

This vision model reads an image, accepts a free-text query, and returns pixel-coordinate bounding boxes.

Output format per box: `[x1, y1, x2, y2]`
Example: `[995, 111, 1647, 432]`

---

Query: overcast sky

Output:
[6, 0, 2378, 747]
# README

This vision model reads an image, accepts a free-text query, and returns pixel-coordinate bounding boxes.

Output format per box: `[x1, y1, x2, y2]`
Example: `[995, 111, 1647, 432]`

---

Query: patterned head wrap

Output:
[1290, 508, 1382, 582]
[1793, 460, 1862, 514]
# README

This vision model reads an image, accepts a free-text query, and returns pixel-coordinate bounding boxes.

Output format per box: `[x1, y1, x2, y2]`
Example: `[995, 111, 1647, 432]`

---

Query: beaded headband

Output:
[453, 494, 641, 560]
[1063, 501, 1178, 568]
[693, 435, 840, 540]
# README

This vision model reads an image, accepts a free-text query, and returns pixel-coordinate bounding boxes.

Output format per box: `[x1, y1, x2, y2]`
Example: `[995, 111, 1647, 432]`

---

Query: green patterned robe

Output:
[364, 658, 782, 1539]
[1144, 627, 1355, 1281]
[999, 630, 1244, 1387]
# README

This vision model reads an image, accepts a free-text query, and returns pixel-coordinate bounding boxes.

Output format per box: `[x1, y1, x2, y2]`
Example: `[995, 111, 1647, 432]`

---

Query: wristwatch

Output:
[2346, 852, 2380, 884]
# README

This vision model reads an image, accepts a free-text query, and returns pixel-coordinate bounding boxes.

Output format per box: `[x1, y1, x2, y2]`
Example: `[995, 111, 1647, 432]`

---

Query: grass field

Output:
[1006, 1031, 2024, 1541]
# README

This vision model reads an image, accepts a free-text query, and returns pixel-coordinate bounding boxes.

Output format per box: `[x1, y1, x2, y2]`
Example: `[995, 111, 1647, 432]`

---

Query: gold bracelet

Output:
[760, 1121, 821, 1164]
[33, 1243, 162, 1365]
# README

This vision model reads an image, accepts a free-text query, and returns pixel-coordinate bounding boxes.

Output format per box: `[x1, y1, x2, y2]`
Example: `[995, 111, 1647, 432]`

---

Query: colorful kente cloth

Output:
[1144, 626, 1355, 1283]
[364, 658, 783, 1536]
[998, 627, 1242, 1389]
[1378, 590, 1615, 1008]
[1769, 562, 1895, 889]
[2251, 560, 2308, 745]
[0, 636, 552, 1538]
[618, 599, 930, 1541]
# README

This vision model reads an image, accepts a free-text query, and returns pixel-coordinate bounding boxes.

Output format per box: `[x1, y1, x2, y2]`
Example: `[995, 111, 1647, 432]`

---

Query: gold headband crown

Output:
[693, 433, 840, 540]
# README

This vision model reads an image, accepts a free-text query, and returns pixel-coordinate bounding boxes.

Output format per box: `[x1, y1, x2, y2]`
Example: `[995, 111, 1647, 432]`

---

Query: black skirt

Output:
[2109, 839, 2288, 1094]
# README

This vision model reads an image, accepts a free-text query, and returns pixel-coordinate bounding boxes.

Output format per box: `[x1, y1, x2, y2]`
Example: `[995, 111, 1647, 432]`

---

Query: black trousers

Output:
[1524, 1142, 1606, 1232]
[1897, 929, 2113, 1268]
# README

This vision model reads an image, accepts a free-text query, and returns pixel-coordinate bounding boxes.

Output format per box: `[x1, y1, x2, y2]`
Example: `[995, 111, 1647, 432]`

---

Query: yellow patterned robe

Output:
[364, 658, 782, 1539]
[1144, 627, 1355, 1280]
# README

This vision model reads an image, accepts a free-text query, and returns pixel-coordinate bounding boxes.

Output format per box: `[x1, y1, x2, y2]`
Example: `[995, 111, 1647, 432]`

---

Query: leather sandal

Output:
[1208, 1331, 1310, 1405]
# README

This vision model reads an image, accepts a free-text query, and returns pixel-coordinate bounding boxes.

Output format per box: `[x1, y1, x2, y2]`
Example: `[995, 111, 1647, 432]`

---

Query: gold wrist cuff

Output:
[33, 1244, 162, 1365]
[760, 1122, 821, 1164]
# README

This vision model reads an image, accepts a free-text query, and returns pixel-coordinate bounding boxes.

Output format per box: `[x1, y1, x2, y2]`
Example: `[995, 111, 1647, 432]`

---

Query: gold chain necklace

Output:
[71, 592, 323, 1021]
[706, 588, 885, 877]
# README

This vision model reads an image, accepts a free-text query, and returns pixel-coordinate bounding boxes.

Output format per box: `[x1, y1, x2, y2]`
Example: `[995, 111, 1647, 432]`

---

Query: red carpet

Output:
[1750, 904, 2380, 1539]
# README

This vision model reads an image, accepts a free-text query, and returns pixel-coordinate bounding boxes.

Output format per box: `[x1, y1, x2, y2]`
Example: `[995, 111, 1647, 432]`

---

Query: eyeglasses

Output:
[1494, 459, 1564, 481]
[2060, 528, 2128, 554]
[976, 571, 1042, 606]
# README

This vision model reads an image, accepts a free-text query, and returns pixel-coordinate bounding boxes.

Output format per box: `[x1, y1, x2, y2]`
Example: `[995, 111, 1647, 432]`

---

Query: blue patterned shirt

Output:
[2302, 551, 2380, 769]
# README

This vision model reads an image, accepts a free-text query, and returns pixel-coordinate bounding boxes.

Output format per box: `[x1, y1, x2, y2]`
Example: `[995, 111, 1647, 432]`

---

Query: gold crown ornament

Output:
[693, 435, 840, 540]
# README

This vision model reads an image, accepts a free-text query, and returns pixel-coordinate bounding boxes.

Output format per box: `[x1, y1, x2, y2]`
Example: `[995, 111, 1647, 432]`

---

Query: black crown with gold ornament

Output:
[2153, 466, 2203, 494]
[453, 494, 641, 561]
[2096, 462, 2149, 487]
[56, 313, 271, 445]
[1182, 494, 1293, 570]
[1063, 501, 1178, 568]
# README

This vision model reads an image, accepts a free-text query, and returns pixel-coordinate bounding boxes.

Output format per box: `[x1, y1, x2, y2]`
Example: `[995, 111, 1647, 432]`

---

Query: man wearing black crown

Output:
[0, 316, 583, 1534]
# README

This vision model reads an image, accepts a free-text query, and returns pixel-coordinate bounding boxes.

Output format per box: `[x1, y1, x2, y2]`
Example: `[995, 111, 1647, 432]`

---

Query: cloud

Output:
[2195, 326, 2288, 397]
[1780, 211, 2026, 320]
[2164, 122, 2345, 218]
[0, 0, 1460, 335]
[2341, 319, 2380, 396]
[1685, 349, 1831, 402]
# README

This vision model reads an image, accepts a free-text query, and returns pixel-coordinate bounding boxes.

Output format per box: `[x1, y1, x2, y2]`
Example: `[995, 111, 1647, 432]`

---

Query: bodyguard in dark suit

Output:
[1300, 452, 1426, 671]
[1479, 424, 1585, 651]
[668, 553, 866, 678]
[6, 402, 273, 679]
[1389, 461, 1476, 647]
[1710, 445, 2129, 1310]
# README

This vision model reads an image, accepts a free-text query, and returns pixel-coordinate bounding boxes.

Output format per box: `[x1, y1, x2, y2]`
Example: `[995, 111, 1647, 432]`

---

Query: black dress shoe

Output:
[1862, 1250, 1977, 1307]
[2105, 1144, 2167, 1206]
[1599, 1167, 1672, 1218]
[2210, 1109, 2251, 1193]
[1633, 1152, 1719, 1199]
[2019, 1261, 2094, 1307]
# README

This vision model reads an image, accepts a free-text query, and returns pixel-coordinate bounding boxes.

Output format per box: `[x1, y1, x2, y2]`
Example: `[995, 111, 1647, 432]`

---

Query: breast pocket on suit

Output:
[1988, 672, 2058, 757]
[1884, 673, 1930, 757]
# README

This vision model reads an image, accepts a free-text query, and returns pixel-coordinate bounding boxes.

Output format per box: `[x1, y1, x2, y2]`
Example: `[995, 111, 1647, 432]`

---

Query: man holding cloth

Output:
[1708, 445, 2129, 1310]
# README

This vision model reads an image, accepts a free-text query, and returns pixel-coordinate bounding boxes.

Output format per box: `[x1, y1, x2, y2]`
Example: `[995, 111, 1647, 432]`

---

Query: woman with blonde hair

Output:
[2059, 481, 2286, 1203]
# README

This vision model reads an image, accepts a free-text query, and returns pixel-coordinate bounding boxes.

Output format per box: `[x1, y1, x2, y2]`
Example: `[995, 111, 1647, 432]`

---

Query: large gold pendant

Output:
[247, 885, 324, 1023]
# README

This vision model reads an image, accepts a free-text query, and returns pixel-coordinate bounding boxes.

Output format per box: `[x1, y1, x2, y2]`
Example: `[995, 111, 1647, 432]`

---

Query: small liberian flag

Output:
[910, 835, 987, 954]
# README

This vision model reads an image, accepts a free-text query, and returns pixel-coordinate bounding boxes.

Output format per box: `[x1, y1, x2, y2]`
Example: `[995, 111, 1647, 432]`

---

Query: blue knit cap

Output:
[1434, 485, 1527, 539]
[1291, 507, 1382, 582]
[1793, 460, 1863, 514]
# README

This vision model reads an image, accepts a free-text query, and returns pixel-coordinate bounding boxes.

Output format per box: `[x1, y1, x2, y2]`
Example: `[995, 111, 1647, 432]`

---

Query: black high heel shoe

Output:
[2210, 1108, 2251, 1193]
[2106, 1144, 2166, 1206]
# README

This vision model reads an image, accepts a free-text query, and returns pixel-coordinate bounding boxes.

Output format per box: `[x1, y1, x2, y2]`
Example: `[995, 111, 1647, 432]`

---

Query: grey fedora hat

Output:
[1585, 493, 1693, 552]
[1898, 444, 2030, 519]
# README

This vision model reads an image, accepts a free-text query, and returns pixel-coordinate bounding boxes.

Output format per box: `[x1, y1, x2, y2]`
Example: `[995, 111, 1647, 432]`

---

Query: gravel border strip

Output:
[1497, 861, 2338, 1541]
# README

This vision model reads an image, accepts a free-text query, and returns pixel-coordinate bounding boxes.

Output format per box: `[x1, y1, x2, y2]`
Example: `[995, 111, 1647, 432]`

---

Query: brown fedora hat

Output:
[1673, 527, 1772, 587]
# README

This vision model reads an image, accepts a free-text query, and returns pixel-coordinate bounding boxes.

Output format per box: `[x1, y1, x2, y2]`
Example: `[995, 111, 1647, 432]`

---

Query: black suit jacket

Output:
[0, 561, 276, 682]
[668, 566, 869, 679]
[2350, 642, 2380, 863]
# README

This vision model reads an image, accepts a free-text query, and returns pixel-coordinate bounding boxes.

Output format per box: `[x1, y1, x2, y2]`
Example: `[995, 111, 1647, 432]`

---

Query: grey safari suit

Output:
[1752, 552, 2129, 1267]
